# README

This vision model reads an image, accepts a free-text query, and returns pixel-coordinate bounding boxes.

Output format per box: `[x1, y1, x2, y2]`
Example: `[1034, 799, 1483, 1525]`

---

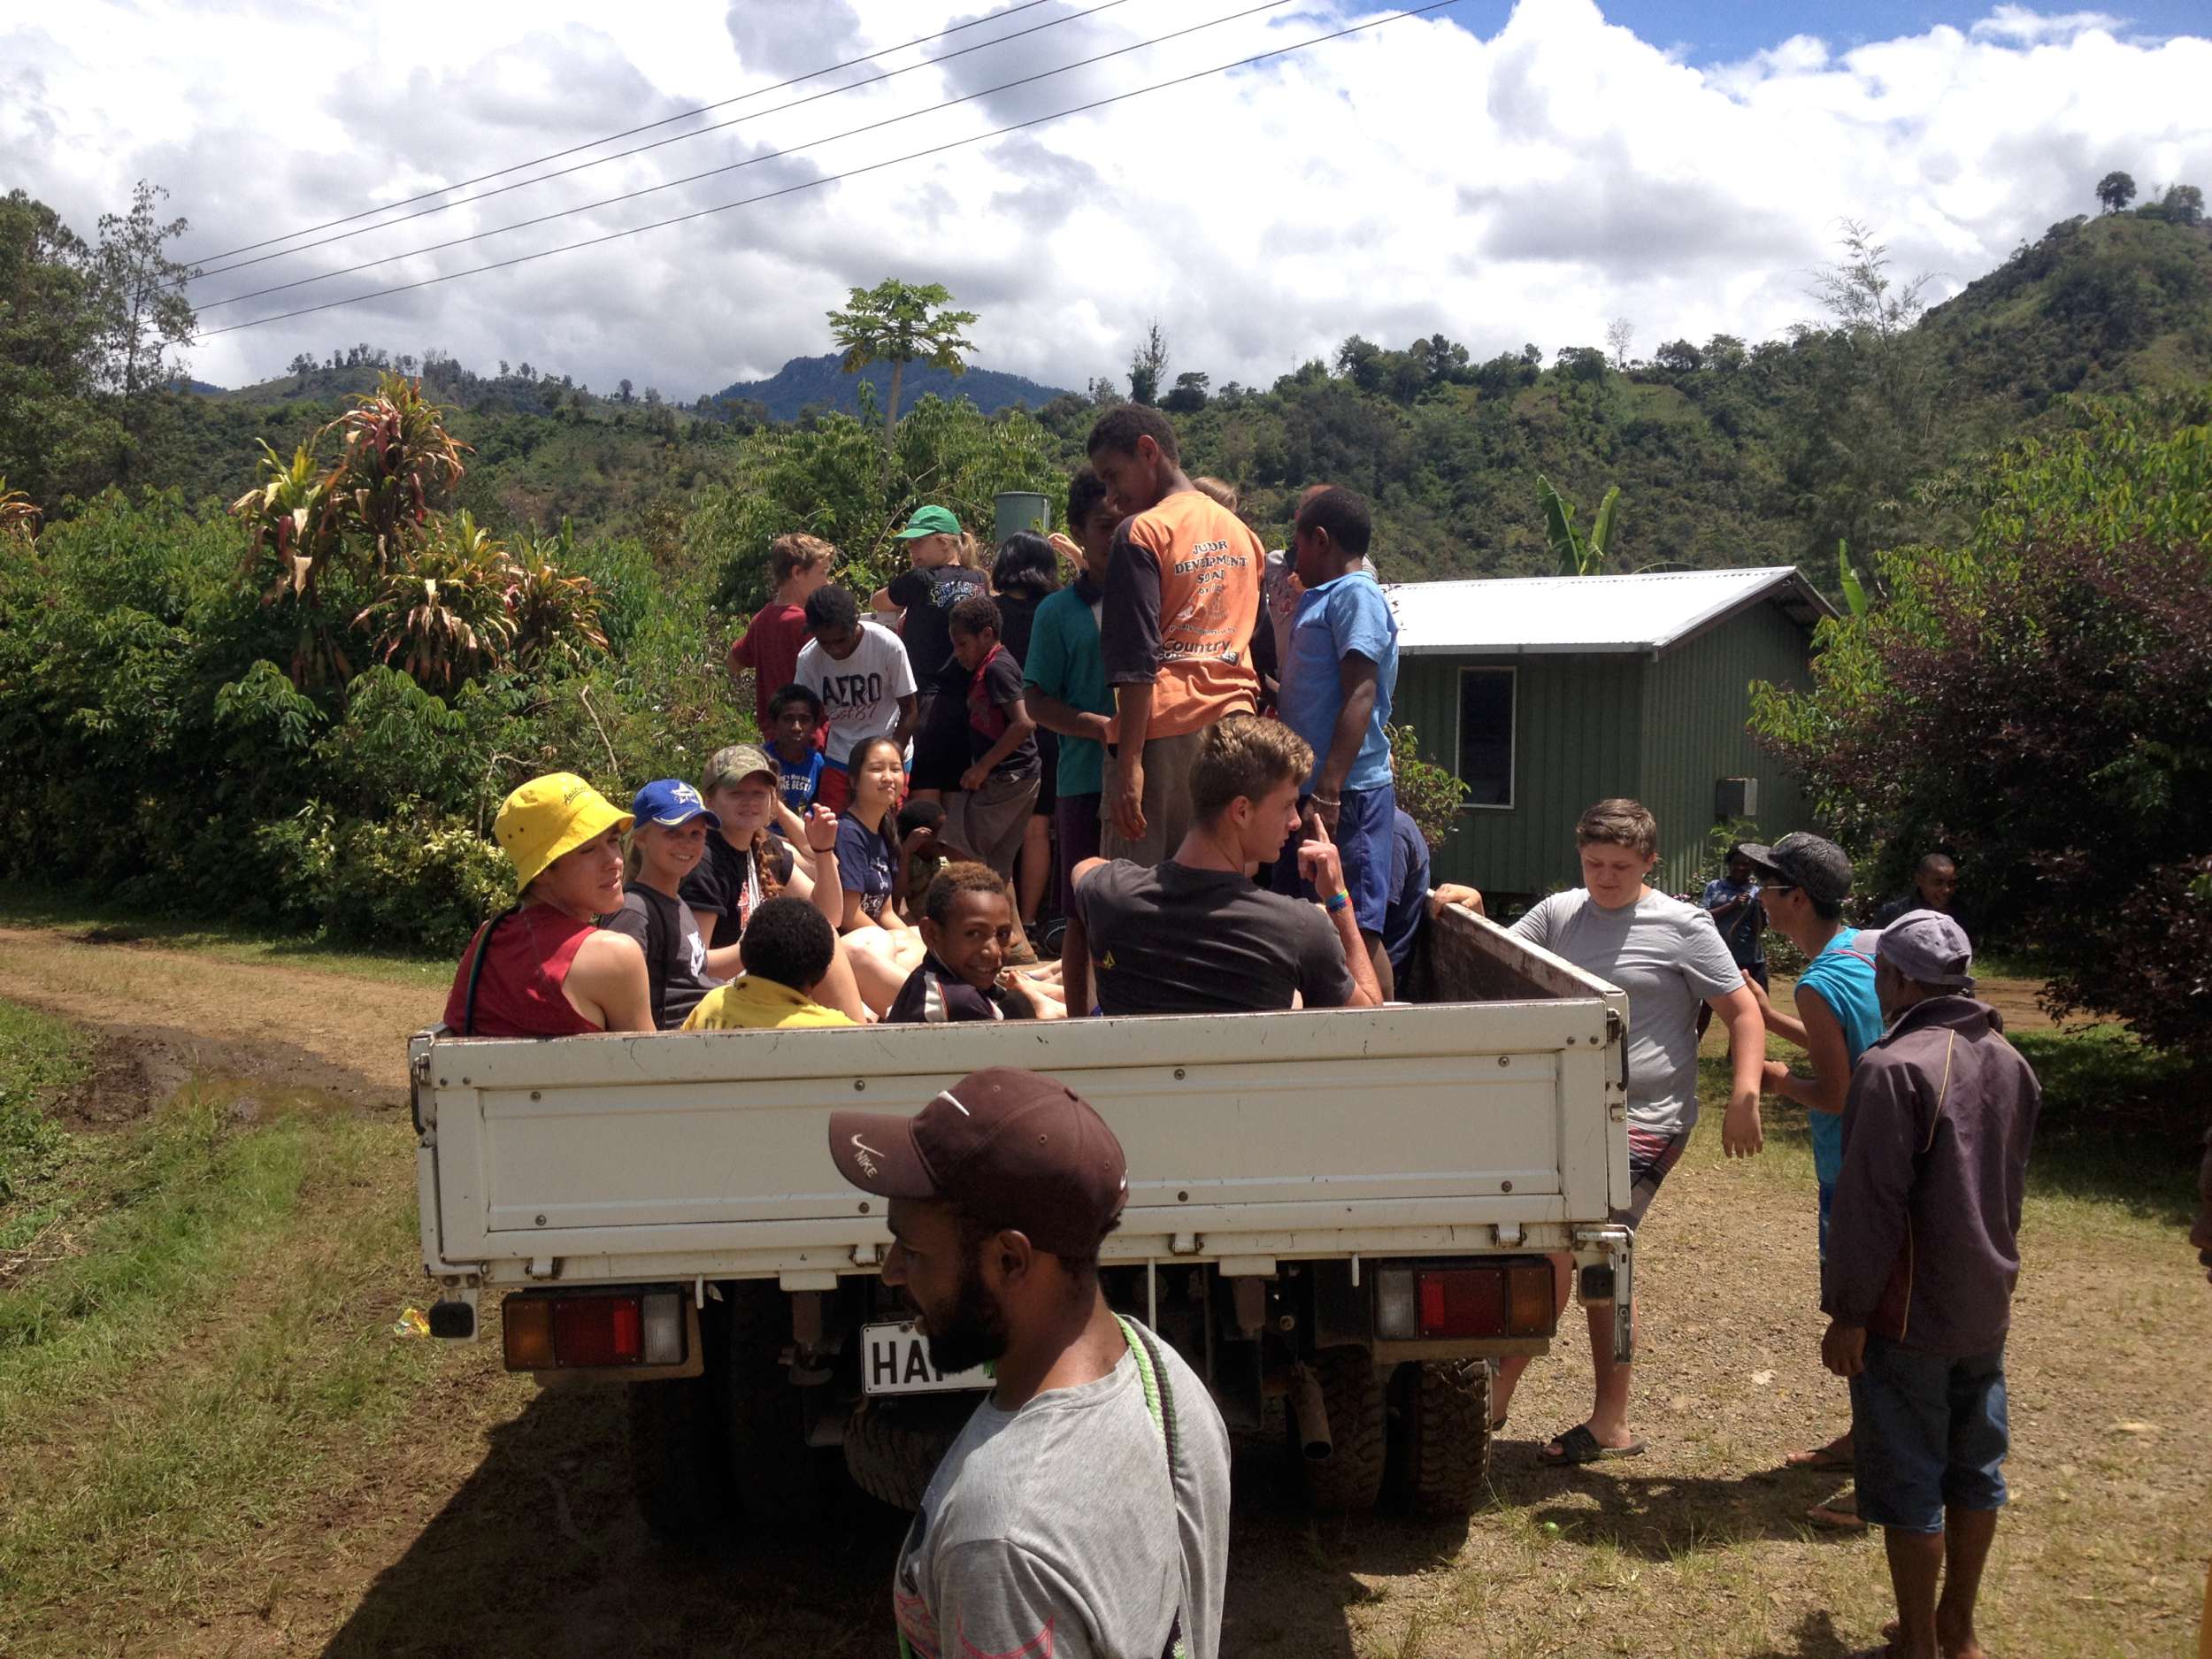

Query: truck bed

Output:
[414, 910, 1631, 1292]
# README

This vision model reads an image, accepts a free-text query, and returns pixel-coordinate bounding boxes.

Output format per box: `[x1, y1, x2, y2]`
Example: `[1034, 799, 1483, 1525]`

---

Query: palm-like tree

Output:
[826, 280, 978, 456]
[355, 511, 515, 691]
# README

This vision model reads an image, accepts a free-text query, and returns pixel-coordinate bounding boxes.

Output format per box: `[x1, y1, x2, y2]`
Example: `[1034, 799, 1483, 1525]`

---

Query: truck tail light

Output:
[1418, 1269, 1504, 1338]
[1375, 1261, 1558, 1340]
[1506, 1263, 1555, 1335]
[503, 1290, 685, 1371]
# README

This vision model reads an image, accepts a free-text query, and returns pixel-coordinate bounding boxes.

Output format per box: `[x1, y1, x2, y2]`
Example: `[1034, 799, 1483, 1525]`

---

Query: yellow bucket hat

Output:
[494, 772, 634, 891]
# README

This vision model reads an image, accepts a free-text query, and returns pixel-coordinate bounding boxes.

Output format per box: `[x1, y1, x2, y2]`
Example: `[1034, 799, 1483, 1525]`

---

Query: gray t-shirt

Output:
[1511, 888, 1742, 1134]
[893, 1325, 1230, 1659]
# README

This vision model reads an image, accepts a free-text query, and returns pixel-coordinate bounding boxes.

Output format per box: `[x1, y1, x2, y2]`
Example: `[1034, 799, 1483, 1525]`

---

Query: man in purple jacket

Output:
[1820, 910, 2040, 1659]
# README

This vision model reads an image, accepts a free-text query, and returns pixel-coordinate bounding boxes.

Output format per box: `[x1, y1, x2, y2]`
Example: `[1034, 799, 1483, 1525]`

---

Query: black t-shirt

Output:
[886, 953, 1033, 1023]
[678, 832, 796, 950]
[992, 591, 1043, 668]
[888, 565, 988, 690]
[604, 885, 720, 1030]
[1074, 859, 1357, 1015]
[965, 645, 1040, 777]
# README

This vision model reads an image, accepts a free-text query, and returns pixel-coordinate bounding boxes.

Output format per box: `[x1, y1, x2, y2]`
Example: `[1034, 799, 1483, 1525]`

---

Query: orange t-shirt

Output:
[1101, 491, 1263, 740]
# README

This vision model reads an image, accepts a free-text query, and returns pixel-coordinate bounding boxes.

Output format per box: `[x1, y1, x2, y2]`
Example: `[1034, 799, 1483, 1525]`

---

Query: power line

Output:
[184, 0, 1133, 286]
[182, 0, 1068, 266]
[194, 0, 1291, 314]
[198, 0, 1461, 342]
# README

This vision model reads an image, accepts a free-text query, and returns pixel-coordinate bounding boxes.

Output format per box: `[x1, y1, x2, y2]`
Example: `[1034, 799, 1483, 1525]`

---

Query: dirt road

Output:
[2, 924, 2204, 1658]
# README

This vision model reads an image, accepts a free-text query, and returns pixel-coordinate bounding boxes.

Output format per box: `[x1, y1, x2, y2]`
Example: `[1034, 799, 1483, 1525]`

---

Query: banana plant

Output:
[1837, 539, 1871, 618]
[1539, 475, 1621, 575]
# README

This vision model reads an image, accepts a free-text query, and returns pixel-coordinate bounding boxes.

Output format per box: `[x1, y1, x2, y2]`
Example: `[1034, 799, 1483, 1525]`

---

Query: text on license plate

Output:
[862, 1321, 994, 1395]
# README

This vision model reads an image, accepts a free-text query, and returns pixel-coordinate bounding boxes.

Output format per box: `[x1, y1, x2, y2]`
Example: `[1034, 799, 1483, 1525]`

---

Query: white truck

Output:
[410, 905, 1633, 1533]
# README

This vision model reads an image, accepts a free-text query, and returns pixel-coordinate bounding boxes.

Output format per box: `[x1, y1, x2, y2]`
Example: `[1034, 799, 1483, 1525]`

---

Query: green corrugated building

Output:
[1385, 567, 1833, 902]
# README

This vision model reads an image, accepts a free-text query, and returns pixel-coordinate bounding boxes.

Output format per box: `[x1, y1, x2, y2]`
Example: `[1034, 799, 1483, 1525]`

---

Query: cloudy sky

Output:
[5, 0, 2208, 398]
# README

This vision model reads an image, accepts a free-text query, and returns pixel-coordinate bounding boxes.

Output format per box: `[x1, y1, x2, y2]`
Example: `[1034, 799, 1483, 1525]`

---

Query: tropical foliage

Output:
[1751, 388, 2212, 1068]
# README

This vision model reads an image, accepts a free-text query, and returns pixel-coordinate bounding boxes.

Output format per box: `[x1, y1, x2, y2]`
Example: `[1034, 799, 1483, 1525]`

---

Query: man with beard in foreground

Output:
[830, 1068, 1231, 1659]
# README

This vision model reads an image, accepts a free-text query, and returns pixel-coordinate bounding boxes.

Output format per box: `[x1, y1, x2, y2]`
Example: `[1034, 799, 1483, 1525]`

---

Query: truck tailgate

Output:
[418, 995, 1626, 1286]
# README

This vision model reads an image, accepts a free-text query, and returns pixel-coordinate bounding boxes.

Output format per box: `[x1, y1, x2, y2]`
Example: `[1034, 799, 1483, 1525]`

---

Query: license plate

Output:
[861, 1321, 993, 1395]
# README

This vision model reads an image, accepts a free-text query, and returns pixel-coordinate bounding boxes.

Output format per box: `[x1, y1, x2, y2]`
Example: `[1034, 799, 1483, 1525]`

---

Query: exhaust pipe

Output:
[1289, 1363, 1333, 1462]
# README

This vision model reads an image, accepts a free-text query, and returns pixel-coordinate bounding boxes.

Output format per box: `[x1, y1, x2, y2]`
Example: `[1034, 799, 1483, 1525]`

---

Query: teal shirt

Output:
[1022, 584, 1111, 797]
[1796, 927, 1883, 1186]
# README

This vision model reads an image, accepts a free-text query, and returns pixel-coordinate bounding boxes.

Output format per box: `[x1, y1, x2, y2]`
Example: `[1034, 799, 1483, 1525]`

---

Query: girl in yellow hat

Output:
[442, 773, 654, 1037]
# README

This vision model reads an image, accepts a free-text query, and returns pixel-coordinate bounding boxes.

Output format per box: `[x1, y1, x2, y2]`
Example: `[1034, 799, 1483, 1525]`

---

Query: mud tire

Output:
[1386, 1359, 1494, 1517]
[842, 1399, 960, 1512]
[628, 1301, 734, 1540]
[1294, 1347, 1388, 1513]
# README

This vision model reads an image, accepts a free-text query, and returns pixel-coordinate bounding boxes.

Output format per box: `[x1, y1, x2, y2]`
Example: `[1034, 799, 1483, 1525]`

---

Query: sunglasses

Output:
[1763, 882, 1799, 895]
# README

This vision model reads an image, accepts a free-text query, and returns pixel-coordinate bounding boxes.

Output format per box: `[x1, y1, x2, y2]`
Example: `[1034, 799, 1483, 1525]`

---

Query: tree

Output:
[1605, 318, 1634, 371]
[2095, 170, 2137, 213]
[1555, 345, 1608, 385]
[1751, 389, 2212, 1068]
[288, 353, 317, 387]
[1127, 319, 1170, 405]
[1787, 220, 1935, 584]
[1335, 334, 1384, 393]
[88, 180, 197, 417]
[618, 378, 634, 404]
[2147, 183, 2205, 227]
[642, 387, 663, 408]
[1162, 370, 1210, 413]
[826, 279, 978, 453]
[1653, 338, 1703, 373]
[0, 189, 122, 502]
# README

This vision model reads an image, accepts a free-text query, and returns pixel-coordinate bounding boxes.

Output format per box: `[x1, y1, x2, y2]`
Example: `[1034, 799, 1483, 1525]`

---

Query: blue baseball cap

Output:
[631, 779, 720, 829]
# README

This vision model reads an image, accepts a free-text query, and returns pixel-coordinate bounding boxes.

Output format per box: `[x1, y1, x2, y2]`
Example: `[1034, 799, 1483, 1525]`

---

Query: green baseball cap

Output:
[894, 504, 961, 540]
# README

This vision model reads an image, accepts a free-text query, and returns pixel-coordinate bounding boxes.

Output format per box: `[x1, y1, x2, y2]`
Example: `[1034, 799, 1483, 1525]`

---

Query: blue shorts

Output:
[1851, 1336, 2009, 1533]
[1271, 782, 1395, 939]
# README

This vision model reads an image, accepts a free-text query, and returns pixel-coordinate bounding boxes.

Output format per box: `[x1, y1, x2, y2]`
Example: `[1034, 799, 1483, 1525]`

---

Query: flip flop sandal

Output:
[1785, 1444, 1855, 1471]
[1536, 1424, 1647, 1465]
[1807, 1494, 1868, 1532]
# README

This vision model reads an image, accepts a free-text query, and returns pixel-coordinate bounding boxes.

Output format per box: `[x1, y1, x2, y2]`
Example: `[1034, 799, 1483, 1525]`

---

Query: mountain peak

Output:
[706, 352, 1072, 421]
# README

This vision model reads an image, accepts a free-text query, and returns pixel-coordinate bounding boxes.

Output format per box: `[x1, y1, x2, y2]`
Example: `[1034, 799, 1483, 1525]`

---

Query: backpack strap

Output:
[458, 908, 518, 1037]
[641, 895, 671, 1029]
[1116, 1316, 1192, 1659]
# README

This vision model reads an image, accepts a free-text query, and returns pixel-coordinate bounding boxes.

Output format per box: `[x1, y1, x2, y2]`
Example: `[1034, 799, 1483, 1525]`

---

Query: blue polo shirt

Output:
[1279, 569, 1397, 795]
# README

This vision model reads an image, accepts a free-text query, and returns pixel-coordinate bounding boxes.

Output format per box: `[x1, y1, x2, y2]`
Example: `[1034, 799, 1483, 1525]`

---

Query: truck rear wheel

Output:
[1294, 1348, 1388, 1513]
[842, 1398, 960, 1512]
[1386, 1359, 1494, 1517]
[628, 1301, 734, 1540]
[721, 1284, 831, 1527]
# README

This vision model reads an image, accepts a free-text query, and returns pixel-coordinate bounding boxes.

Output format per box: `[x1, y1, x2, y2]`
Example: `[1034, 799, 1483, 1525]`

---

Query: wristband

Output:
[1324, 888, 1351, 913]
[1313, 795, 1340, 807]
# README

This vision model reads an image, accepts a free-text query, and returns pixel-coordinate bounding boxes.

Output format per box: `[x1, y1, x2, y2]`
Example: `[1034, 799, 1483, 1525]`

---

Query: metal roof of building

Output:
[1382, 565, 1833, 657]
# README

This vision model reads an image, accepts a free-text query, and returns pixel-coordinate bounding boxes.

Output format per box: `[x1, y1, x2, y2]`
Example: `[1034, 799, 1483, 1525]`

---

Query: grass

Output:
[0, 1004, 439, 1646]
[0, 881, 449, 988]
[0, 1000, 87, 1225]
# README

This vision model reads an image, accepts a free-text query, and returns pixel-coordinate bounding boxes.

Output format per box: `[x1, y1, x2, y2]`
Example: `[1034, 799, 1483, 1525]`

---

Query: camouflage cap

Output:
[1738, 832, 1854, 904]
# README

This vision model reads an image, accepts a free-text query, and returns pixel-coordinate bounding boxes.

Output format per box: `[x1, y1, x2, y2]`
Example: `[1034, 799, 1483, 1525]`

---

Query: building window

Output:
[1457, 667, 1515, 809]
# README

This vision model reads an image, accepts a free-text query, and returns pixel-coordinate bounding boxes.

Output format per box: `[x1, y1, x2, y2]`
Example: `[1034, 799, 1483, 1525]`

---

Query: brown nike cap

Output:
[828, 1066, 1128, 1257]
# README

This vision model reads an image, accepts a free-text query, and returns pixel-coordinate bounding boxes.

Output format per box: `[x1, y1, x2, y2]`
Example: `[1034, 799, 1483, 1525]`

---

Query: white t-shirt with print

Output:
[795, 619, 917, 764]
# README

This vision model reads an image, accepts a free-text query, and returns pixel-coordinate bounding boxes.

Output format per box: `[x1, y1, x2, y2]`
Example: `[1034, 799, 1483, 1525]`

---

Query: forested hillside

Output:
[8, 184, 2208, 582]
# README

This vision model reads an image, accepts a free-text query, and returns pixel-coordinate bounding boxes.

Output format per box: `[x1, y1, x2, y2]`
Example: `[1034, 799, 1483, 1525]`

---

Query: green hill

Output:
[50, 209, 2212, 577]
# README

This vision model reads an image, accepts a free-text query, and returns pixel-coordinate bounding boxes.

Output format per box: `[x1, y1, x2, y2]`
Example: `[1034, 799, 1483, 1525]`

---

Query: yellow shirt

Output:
[681, 975, 855, 1031]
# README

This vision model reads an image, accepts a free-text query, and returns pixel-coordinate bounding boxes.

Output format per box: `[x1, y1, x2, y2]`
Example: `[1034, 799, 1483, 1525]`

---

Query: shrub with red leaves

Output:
[1767, 534, 2212, 1063]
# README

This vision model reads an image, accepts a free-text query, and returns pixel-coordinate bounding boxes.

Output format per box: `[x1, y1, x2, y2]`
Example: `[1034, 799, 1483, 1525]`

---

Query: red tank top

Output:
[442, 905, 603, 1037]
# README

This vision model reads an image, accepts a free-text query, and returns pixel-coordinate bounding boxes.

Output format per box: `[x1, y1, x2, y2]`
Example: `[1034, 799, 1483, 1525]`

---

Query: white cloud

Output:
[2, 0, 2208, 401]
